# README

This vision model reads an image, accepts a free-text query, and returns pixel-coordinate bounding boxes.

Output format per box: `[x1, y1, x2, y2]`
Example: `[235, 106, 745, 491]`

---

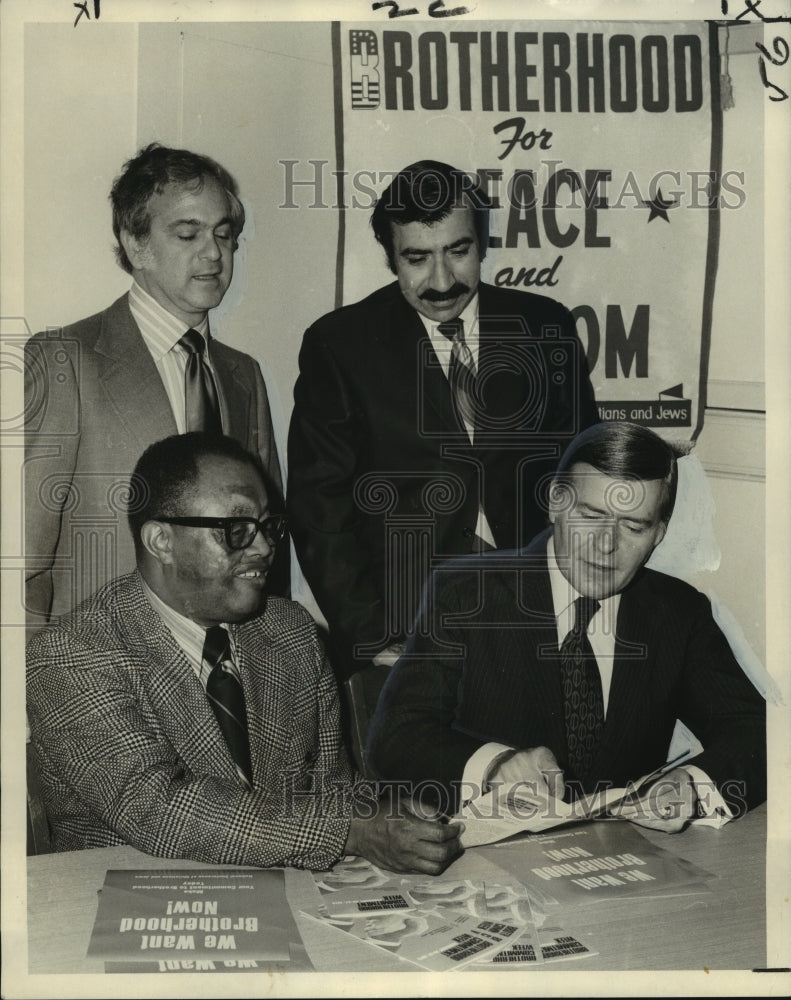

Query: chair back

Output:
[27, 741, 52, 855]
[343, 663, 393, 778]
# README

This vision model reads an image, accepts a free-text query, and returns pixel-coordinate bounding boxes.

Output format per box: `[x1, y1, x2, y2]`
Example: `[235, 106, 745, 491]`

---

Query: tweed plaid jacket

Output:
[27, 571, 356, 869]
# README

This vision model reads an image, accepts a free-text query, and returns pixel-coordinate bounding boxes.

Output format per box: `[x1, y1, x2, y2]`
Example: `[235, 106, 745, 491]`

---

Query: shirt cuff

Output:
[460, 742, 515, 804]
[683, 764, 734, 828]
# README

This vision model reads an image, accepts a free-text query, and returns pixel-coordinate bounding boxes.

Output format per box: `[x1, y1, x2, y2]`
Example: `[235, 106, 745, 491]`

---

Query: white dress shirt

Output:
[140, 576, 242, 690]
[129, 281, 218, 434]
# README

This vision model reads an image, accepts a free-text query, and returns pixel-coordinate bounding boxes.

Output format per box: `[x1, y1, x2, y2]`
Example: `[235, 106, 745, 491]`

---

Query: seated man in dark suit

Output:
[25, 143, 285, 632]
[26, 433, 463, 873]
[367, 422, 766, 833]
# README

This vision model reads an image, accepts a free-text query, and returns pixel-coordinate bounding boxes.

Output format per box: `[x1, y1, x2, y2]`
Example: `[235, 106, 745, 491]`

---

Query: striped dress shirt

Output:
[128, 281, 219, 433]
[140, 577, 243, 690]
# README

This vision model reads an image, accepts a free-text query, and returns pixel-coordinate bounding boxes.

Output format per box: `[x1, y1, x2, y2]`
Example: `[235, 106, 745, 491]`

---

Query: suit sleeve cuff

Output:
[683, 764, 734, 828]
[461, 742, 515, 804]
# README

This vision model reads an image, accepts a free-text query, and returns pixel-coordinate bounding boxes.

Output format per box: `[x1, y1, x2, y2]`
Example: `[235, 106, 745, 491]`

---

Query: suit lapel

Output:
[516, 547, 568, 755]
[483, 537, 566, 753]
[232, 620, 290, 786]
[383, 288, 461, 436]
[509, 539, 661, 781]
[475, 284, 529, 438]
[592, 579, 657, 776]
[211, 342, 249, 441]
[93, 295, 178, 452]
[120, 575, 240, 785]
[93, 295, 253, 447]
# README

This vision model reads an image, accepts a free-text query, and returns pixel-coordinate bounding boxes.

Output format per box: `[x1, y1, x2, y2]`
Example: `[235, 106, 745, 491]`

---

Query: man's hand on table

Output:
[485, 751, 697, 833]
[614, 766, 698, 834]
[344, 797, 464, 875]
[487, 746, 566, 801]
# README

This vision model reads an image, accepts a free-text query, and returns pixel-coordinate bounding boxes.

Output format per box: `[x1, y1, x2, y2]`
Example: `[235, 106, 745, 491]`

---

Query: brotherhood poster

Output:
[337, 19, 723, 440]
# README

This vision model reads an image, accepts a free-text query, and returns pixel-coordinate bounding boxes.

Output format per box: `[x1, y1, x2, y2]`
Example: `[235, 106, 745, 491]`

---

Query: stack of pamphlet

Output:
[87, 868, 312, 973]
[301, 856, 596, 970]
[302, 821, 714, 970]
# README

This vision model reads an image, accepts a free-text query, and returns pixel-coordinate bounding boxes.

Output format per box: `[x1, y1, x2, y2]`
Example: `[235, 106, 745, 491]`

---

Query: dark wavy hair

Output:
[110, 143, 245, 273]
[554, 422, 680, 524]
[371, 160, 490, 273]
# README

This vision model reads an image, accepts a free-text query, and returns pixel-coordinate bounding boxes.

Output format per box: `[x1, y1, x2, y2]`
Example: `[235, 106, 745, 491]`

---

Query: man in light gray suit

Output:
[24, 143, 283, 630]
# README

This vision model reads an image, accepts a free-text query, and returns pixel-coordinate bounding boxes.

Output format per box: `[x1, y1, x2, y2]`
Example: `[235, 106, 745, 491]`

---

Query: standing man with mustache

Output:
[25, 143, 285, 633]
[288, 161, 598, 694]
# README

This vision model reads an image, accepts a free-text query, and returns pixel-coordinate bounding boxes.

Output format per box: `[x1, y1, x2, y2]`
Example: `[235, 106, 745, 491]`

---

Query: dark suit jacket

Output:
[24, 293, 284, 627]
[26, 571, 355, 869]
[287, 282, 598, 678]
[366, 532, 767, 817]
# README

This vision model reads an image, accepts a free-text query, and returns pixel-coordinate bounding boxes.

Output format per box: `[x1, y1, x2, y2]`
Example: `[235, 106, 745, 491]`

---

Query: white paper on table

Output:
[458, 769, 662, 849]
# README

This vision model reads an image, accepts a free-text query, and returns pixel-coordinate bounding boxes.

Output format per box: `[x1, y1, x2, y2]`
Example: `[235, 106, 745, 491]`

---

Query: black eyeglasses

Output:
[155, 514, 288, 550]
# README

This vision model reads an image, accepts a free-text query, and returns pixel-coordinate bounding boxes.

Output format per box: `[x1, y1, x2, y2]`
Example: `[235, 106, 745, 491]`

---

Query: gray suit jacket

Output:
[26, 571, 355, 869]
[24, 293, 283, 627]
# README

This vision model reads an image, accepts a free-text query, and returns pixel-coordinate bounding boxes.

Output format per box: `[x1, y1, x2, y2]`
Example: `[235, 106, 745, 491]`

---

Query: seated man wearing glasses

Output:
[26, 433, 463, 873]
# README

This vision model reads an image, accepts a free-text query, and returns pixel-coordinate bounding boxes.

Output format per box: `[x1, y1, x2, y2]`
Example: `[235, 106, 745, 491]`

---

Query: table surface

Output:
[26, 806, 766, 975]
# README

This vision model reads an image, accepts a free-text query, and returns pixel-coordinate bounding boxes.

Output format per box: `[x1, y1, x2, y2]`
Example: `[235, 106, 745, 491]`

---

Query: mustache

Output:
[419, 282, 470, 303]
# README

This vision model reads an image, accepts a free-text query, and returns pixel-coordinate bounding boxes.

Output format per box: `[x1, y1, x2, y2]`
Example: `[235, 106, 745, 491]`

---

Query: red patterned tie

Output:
[560, 597, 603, 784]
[203, 626, 253, 790]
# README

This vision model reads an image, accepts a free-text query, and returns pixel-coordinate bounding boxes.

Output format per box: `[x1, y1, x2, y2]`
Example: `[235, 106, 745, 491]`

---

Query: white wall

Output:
[24, 23, 137, 331]
[136, 21, 339, 455]
[693, 30, 765, 661]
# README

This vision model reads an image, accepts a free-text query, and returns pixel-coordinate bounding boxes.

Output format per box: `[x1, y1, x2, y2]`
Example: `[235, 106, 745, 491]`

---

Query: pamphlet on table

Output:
[87, 868, 310, 972]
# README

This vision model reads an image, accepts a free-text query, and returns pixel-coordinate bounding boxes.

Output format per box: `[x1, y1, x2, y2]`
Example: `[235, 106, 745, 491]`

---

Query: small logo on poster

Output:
[598, 385, 692, 427]
[349, 30, 380, 109]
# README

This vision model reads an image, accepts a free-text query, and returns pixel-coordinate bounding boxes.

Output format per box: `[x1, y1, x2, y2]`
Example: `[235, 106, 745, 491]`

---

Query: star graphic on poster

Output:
[643, 188, 677, 223]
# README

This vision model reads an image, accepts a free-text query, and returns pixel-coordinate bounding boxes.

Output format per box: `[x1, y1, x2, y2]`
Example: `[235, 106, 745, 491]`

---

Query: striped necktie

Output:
[437, 319, 477, 435]
[179, 329, 222, 434]
[203, 625, 253, 790]
[560, 596, 603, 787]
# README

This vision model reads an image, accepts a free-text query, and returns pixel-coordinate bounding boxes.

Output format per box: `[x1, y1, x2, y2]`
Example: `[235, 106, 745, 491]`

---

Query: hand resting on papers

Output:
[344, 795, 465, 875]
[457, 750, 700, 848]
[611, 766, 698, 834]
[488, 748, 698, 833]
[487, 746, 566, 801]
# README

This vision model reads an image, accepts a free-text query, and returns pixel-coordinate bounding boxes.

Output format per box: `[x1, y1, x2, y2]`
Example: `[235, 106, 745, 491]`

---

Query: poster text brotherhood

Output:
[323, 21, 732, 439]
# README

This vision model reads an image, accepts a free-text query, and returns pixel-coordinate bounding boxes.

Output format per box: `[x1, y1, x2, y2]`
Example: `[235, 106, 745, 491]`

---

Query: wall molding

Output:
[697, 409, 765, 482]
[706, 378, 765, 413]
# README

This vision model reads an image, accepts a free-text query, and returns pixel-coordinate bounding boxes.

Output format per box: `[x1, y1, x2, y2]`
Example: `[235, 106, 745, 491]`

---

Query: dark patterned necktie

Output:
[203, 625, 253, 790]
[560, 596, 603, 783]
[437, 319, 477, 433]
[179, 329, 222, 434]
